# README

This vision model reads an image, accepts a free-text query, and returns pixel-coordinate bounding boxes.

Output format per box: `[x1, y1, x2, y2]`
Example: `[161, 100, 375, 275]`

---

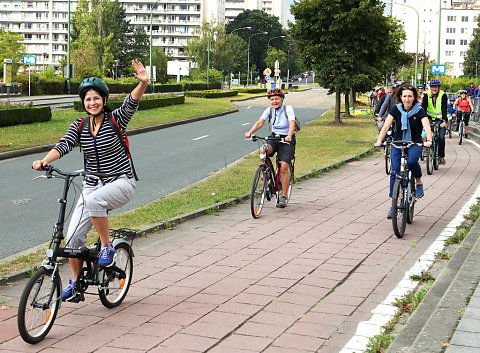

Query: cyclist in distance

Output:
[417, 84, 426, 105]
[447, 96, 457, 131]
[453, 90, 474, 138]
[32, 59, 148, 302]
[421, 79, 448, 165]
[374, 84, 432, 219]
[245, 88, 296, 208]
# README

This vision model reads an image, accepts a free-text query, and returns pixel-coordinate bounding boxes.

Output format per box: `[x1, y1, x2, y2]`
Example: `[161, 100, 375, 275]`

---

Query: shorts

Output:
[267, 133, 296, 163]
[458, 111, 470, 126]
[65, 175, 136, 248]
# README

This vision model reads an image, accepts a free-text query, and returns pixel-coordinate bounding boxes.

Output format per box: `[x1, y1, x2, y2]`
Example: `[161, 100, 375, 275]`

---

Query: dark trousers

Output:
[430, 118, 446, 158]
[389, 144, 422, 197]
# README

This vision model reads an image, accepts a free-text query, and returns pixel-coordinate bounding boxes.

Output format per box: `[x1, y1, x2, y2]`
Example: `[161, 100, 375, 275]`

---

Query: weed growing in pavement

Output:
[25, 266, 38, 278]
[365, 332, 394, 353]
[410, 271, 435, 283]
[435, 250, 451, 260]
[445, 198, 480, 246]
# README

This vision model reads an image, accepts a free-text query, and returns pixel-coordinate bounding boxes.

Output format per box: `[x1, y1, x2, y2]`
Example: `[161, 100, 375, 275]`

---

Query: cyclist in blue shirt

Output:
[245, 88, 296, 208]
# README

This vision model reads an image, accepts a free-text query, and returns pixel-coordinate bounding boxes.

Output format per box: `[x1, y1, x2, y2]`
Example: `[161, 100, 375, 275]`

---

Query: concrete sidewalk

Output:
[1, 136, 480, 352]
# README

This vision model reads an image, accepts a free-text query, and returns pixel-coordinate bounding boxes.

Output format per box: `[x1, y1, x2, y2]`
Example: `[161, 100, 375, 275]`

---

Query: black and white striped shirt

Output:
[54, 94, 139, 185]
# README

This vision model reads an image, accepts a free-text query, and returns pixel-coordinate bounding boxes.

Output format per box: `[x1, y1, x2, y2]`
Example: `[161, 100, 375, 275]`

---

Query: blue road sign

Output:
[431, 64, 446, 75]
[23, 55, 36, 65]
[265, 75, 271, 81]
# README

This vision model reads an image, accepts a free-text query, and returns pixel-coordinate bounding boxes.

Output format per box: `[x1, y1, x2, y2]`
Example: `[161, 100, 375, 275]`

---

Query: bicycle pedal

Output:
[65, 292, 85, 303]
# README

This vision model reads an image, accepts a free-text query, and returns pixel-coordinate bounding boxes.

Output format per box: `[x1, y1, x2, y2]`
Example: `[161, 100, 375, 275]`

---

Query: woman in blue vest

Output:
[375, 84, 432, 219]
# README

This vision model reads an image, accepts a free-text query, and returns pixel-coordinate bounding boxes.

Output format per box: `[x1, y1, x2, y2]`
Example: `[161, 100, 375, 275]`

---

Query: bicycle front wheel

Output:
[407, 172, 415, 224]
[459, 122, 464, 145]
[17, 267, 61, 344]
[98, 242, 133, 308]
[433, 143, 439, 170]
[286, 162, 294, 203]
[250, 166, 267, 218]
[392, 178, 407, 238]
[426, 146, 434, 175]
[385, 144, 392, 175]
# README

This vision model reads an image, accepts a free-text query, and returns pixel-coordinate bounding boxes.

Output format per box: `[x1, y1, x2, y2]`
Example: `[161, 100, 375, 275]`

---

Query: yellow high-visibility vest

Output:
[426, 90, 445, 120]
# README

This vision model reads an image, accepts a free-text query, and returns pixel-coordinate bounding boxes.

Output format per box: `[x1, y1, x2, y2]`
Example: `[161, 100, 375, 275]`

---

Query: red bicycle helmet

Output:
[267, 88, 284, 99]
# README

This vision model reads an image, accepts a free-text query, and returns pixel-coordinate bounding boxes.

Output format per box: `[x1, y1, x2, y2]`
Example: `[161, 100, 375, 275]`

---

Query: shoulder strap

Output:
[107, 113, 139, 181]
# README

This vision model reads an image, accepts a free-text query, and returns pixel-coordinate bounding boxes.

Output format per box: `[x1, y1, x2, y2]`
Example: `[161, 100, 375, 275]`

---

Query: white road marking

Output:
[247, 106, 252, 109]
[192, 135, 209, 141]
[242, 123, 250, 126]
[340, 139, 480, 353]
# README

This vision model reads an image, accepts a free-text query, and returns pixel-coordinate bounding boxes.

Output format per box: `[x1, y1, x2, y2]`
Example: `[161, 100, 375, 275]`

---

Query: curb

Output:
[0, 146, 373, 286]
[386, 217, 480, 353]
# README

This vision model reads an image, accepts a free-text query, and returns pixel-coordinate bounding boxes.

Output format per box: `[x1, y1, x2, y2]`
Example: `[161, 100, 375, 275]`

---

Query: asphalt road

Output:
[0, 87, 334, 260]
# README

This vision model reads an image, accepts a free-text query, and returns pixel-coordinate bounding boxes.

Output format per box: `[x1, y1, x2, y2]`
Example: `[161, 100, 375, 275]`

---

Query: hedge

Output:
[182, 82, 221, 91]
[0, 106, 52, 127]
[237, 88, 267, 94]
[74, 94, 185, 112]
[184, 90, 239, 98]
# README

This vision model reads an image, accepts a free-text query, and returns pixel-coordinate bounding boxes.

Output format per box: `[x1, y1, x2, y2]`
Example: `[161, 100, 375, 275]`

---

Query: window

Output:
[36, 12, 42, 19]
[447, 16, 456, 21]
[445, 51, 453, 56]
[460, 39, 468, 45]
[446, 39, 455, 45]
[461, 28, 467, 34]
[461, 16, 469, 22]
[446, 28, 455, 33]
[460, 51, 466, 57]
[25, 23, 32, 29]
[24, 33, 32, 40]
[180, 4, 188, 10]
[475, 16, 478, 23]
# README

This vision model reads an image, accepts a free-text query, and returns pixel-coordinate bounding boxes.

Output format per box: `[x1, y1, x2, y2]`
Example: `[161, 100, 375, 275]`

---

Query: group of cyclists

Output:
[373, 79, 475, 219]
[31, 60, 297, 302]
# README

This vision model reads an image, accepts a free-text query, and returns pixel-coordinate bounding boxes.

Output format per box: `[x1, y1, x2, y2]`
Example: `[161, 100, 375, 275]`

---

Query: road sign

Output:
[23, 55, 36, 65]
[264, 68, 271, 76]
[431, 64, 446, 75]
[265, 75, 271, 81]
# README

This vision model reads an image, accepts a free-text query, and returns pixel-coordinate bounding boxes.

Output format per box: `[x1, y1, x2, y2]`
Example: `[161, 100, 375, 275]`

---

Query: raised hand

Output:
[132, 59, 149, 84]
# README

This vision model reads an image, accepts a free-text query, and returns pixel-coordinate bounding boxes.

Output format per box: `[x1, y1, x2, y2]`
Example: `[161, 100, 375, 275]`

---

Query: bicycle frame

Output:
[258, 141, 282, 194]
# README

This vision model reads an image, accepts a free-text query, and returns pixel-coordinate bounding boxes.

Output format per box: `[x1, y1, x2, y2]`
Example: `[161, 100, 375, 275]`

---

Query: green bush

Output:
[153, 83, 182, 93]
[184, 90, 239, 98]
[182, 82, 221, 91]
[0, 106, 51, 127]
[73, 94, 185, 112]
[237, 88, 267, 94]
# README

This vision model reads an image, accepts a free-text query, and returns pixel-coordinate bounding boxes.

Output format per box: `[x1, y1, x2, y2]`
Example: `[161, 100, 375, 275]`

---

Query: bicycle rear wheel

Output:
[392, 178, 407, 238]
[448, 122, 452, 138]
[426, 146, 434, 175]
[250, 165, 267, 218]
[407, 172, 415, 224]
[385, 144, 392, 175]
[18, 267, 61, 344]
[98, 242, 133, 308]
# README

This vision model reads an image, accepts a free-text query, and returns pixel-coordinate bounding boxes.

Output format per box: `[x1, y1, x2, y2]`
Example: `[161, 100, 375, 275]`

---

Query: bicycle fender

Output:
[112, 238, 134, 257]
[40, 264, 63, 309]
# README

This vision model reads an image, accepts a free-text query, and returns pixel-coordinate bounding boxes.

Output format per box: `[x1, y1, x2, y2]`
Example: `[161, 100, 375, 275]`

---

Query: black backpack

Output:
[78, 113, 139, 181]
[268, 105, 301, 132]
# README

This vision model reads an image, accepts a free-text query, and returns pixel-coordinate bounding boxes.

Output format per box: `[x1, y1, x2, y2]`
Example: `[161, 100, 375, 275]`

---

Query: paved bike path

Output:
[1, 136, 480, 352]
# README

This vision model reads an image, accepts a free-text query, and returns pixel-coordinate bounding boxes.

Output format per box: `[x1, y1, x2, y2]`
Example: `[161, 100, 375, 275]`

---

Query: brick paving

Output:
[1, 136, 480, 352]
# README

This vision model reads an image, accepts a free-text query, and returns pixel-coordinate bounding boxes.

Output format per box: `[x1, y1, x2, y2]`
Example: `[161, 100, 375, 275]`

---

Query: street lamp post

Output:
[114, 59, 120, 79]
[149, 0, 160, 93]
[67, 0, 71, 93]
[393, 2, 419, 85]
[247, 31, 268, 87]
[267, 35, 285, 52]
[229, 26, 251, 88]
[43, 52, 47, 73]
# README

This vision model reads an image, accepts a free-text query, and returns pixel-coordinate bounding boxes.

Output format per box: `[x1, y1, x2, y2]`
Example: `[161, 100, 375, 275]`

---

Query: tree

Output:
[0, 29, 25, 77]
[71, 0, 132, 77]
[290, 0, 406, 122]
[463, 17, 480, 77]
[152, 47, 172, 84]
[226, 10, 286, 78]
[186, 21, 247, 77]
[265, 48, 287, 73]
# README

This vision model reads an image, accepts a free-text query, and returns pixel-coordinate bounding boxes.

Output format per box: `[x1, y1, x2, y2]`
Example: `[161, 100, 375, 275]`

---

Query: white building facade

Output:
[391, 0, 480, 77]
[0, 0, 287, 71]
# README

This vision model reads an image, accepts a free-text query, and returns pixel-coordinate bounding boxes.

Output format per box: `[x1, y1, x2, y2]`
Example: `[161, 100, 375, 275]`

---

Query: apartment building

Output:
[391, 0, 480, 77]
[0, 0, 287, 71]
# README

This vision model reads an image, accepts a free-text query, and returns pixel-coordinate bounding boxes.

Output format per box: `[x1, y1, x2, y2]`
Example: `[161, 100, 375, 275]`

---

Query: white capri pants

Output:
[65, 175, 136, 248]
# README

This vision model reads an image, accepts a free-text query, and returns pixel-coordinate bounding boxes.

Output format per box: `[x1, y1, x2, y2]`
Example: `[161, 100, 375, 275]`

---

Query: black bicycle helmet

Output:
[429, 79, 441, 86]
[79, 77, 110, 101]
[267, 88, 285, 99]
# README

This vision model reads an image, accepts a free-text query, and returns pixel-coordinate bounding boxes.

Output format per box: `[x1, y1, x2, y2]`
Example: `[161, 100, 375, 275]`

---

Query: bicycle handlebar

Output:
[390, 140, 423, 149]
[246, 135, 290, 144]
[37, 165, 110, 179]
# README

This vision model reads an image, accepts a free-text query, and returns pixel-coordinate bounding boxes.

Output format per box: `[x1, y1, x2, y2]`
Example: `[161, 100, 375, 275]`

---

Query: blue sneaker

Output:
[98, 245, 116, 267]
[62, 279, 76, 302]
[387, 208, 393, 219]
[416, 184, 424, 198]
